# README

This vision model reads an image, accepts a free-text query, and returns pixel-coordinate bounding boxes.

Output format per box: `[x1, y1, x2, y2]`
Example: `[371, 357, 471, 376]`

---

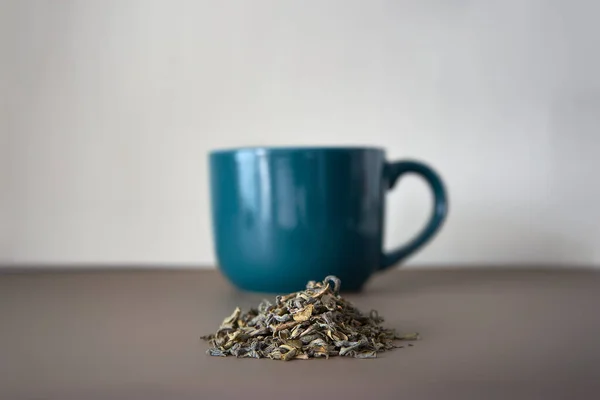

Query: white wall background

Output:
[2, 0, 600, 267]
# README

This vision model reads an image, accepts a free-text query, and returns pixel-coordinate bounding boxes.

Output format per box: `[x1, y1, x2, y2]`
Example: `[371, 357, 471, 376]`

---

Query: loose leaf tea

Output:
[202, 276, 419, 360]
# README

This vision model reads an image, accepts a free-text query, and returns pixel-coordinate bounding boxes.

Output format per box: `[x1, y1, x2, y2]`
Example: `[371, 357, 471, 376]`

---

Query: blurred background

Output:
[2, 0, 599, 267]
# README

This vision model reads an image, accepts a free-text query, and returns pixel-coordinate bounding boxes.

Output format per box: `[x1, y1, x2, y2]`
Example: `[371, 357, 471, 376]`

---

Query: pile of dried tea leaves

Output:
[201, 276, 419, 360]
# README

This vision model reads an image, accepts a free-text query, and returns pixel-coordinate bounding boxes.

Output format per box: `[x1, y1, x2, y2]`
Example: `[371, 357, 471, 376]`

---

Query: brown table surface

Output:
[1, 268, 600, 400]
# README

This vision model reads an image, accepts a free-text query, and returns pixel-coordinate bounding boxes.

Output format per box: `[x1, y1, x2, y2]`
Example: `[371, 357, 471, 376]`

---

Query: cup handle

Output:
[379, 160, 448, 270]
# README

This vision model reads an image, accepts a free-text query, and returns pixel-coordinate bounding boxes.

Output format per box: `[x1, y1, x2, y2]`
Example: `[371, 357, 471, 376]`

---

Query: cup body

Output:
[209, 147, 386, 292]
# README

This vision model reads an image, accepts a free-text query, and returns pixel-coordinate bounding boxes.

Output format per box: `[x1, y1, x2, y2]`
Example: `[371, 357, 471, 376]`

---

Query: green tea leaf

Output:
[292, 304, 313, 322]
[202, 276, 418, 361]
[220, 307, 241, 328]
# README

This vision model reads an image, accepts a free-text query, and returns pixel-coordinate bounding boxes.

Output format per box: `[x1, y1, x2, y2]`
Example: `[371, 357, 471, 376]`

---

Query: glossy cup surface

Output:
[209, 147, 386, 292]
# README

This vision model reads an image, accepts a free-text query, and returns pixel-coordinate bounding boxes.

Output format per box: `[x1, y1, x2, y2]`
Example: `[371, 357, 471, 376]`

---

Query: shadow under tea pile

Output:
[202, 276, 419, 360]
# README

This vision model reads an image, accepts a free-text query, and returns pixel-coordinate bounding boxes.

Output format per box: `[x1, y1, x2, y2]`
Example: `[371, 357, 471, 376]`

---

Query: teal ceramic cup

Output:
[209, 147, 447, 293]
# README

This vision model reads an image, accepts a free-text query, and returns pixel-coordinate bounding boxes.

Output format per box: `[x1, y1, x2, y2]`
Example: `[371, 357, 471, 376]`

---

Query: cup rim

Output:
[209, 145, 385, 156]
